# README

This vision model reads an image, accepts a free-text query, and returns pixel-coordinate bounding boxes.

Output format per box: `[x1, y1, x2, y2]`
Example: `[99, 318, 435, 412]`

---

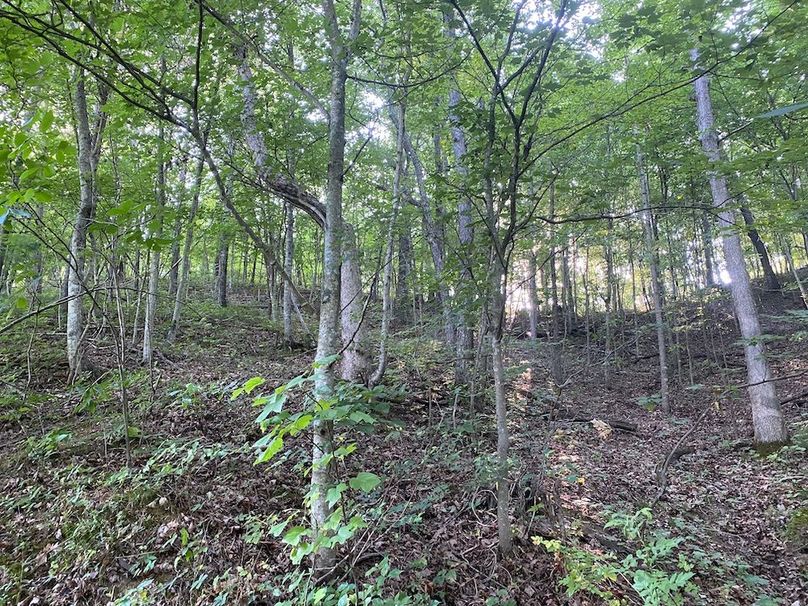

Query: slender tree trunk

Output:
[739, 205, 780, 291]
[67, 72, 106, 380]
[490, 263, 512, 555]
[701, 208, 717, 287]
[692, 48, 787, 445]
[0, 221, 11, 289]
[143, 126, 166, 366]
[397, 116, 454, 343]
[167, 156, 189, 300]
[168, 155, 205, 342]
[783, 241, 808, 308]
[562, 245, 575, 330]
[604, 219, 615, 381]
[215, 231, 229, 307]
[370, 98, 406, 387]
[527, 249, 540, 340]
[544, 184, 563, 387]
[637, 143, 670, 413]
[283, 202, 295, 343]
[451, 89, 475, 385]
[395, 228, 413, 323]
[311, 0, 360, 573]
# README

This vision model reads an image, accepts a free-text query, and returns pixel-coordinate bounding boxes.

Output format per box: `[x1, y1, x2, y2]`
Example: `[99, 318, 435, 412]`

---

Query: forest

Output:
[0, 0, 806, 604]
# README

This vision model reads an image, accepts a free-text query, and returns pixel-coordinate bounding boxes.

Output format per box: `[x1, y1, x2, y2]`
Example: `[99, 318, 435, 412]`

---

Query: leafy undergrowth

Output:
[0, 294, 806, 605]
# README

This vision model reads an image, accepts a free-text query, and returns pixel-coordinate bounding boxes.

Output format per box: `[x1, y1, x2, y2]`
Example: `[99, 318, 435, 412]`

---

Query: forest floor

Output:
[0, 286, 806, 606]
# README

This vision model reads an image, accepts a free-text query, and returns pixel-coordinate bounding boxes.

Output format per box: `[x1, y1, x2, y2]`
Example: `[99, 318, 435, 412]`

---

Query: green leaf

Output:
[313, 354, 339, 369]
[348, 411, 376, 424]
[255, 392, 286, 423]
[232, 376, 265, 400]
[349, 472, 381, 493]
[756, 101, 808, 119]
[39, 110, 54, 132]
[255, 435, 283, 463]
[282, 526, 308, 546]
[325, 482, 348, 507]
[288, 413, 313, 436]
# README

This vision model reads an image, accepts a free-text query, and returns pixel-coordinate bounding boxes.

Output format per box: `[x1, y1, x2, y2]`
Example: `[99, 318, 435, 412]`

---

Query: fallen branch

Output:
[557, 414, 638, 433]
[651, 406, 712, 507]
[779, 388, 808, 407]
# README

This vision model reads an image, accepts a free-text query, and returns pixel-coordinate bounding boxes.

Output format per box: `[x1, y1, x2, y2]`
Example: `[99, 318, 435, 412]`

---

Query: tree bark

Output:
[739, 205, 780, 292]
[637, 142, 670, 413]
[449, 86, 475, 385]
[692, 48, 787, 445]
[215, 230, 229, 307]
[167, 155, 189, 300]
[168, 155, 205, 342]
[143, 125, 167, 366]
[394, 228, 413, 324]
[67, 71, 106, 380]
[283, 201, 295, 343]
[527, 249, 540, 340]
[311, 0, 361, 574]
[340, 224, 370, 382]
[395, 111, 454, 343]
[370, 98, 406, 387]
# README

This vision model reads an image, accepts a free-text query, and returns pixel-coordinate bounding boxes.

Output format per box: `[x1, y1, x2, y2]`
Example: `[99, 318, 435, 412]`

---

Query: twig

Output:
[651, 405, 713, 507]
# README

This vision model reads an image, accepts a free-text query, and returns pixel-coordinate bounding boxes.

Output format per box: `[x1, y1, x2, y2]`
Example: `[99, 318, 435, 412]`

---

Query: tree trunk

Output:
[168, 155, 205, 342]
[370, 98, 406, 387]
[548, 219, 564, 386]
[450, 85, 475, 385]
[143, 125, 167, 366]
[167, 156, 189, 300]
[739, 205, 780, 292]
[312, 0, 360, 573]
[340, 224, 370, 382]
[637, 142, 671, 413]
[394, 228, 413, 324]
[283, 202, 295, 343]
[396, 113, 454, 343]
[215, 231, 229, 307]
[692, 48, 787, 445]
[701, 208, 717, 287]
[67, 72, 106, 380]
[527, 250, 540, 340]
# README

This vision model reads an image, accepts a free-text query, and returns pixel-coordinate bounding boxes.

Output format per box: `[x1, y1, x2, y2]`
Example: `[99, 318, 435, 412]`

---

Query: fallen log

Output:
[557, 414, 638, 433]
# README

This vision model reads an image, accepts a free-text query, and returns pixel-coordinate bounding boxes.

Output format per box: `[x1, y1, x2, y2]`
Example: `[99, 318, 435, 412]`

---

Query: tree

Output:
[691, 46, 787, 445]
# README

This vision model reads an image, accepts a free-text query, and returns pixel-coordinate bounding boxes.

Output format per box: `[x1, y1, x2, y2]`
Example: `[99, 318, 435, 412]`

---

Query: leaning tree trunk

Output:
[739, 205, 780, 292]
[67, 72, 106, 380]
[692, 47, 787, 445]
[637, 142, 671, 413]
[396, 112, 454, 343]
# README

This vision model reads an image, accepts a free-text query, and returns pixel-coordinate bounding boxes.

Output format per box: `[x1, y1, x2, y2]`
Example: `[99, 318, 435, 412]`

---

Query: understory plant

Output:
[535, 508, 697, 606]
[235, 363, 400, 565]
